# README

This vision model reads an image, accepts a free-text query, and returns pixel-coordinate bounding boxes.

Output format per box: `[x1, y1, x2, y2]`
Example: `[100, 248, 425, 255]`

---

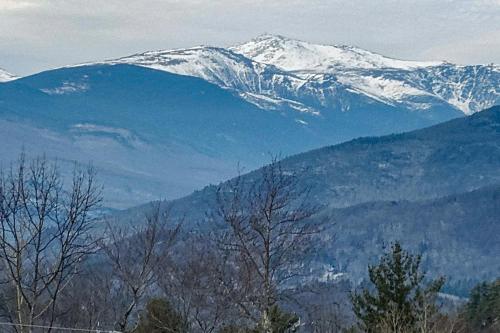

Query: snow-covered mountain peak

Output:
[111, 46, 258, 78]
[106, 45, 317, 113]
[0, 68, 18, 82]
[82, 35, 498, 116]
[250, 33, 289, 43]
[107, 45, 288, 91]
[231, 34, 443, 72]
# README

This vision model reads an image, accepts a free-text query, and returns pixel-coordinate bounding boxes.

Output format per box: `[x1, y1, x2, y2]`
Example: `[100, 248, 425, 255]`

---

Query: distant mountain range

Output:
[0, 35, 498, 208]
[325, 184, 500, 292]
[126, 106, 500, 287]
[110, 34, 499, 116]
[155, 105, 500, 218]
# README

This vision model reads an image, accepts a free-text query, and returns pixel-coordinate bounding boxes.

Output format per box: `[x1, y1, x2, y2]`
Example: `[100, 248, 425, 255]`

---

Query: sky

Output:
[0, 0, 499, 76]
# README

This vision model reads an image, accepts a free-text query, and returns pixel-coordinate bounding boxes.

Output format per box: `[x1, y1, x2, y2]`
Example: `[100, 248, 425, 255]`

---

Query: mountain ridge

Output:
[103, 35, 499, 115]
[5, 35, 499, 116]
[0, 36, 498, 208]
[115, 106, 500, 285]
[231, 34, 445, 71]
[143, 105, 500, 220]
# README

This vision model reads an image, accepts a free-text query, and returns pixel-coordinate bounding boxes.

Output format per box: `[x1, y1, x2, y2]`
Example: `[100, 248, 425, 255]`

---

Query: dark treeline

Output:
[0, 155, 497, 333]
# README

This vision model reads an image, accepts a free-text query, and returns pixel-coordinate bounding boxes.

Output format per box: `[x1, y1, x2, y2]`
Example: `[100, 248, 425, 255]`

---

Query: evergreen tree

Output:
[254, 305, 299, 333]
[218, 305, 299, 333]
[136, 298, 188, 333]
[464, 279, 500, 331]
[351, 242, 444, 333]
[219, 325, 249, 333]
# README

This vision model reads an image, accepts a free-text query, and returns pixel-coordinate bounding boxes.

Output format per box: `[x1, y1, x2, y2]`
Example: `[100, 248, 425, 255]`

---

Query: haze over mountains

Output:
[0, 35, 498, 208]
[164, 105, 500, 212]
[134, 106, 500, 287]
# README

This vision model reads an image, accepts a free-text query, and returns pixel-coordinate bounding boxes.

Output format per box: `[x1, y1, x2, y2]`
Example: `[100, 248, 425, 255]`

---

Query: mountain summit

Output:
[0, 36, 498, 207]
[108, 35, 499, 115]
[231, 34, 443, 71]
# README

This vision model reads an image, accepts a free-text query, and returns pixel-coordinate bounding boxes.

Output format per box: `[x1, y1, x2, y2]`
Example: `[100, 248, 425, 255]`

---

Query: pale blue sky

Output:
[1, 0, 499, 75]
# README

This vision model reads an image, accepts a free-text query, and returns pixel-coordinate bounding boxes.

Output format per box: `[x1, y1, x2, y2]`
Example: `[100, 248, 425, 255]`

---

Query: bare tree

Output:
[0, 154, 102, 333]
[213, 157, 320, 329]
[101, 204, 180, 333]
[51, 263, 117, 332]
[155, 238, 238, 333]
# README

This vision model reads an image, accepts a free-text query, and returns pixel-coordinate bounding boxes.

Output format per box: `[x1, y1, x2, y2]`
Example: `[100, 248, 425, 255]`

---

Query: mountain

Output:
[159, 105, 500, 215]
[0, 68, 17, 82]
[111, 34, 499, 116]
[124, 106, 500, 285]
[323, 184, 500, 288]
[1, 36, 498, 208]
[0, 64, 323, 208]
[232, 34, 444, 71]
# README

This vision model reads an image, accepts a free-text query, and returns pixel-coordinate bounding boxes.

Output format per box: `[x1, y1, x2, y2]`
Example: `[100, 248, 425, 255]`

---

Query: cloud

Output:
[0, 0, 40, 11]
[0, 0, 498, 75]
[421, 29, 500, 64]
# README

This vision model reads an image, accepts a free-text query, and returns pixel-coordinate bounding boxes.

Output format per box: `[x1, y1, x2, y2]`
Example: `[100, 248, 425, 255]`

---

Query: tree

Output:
[101, 204, 180, 332]
[218, 305, 298, 333]
[464, 279, 500, 332]
[51, 263, 117, 332]
[214, 157, 319, 329]
[155, 240, 234, 333]
[136, 298, 188, 333]
[0, 154, 102, 333]
[351, 242, 444, 333]
[253, 305, 299, 333]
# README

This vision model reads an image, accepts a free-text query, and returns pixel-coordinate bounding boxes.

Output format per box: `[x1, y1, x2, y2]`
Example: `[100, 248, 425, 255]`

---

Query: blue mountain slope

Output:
[118, 106, 499, 285]
[5, 64, 461, 144]
[0, 64, 325, 207]
[0, 63, 468, 207]
[147, 106, 500, 224]
[322, 184, 500, 287]
[1, 64, 319, 159]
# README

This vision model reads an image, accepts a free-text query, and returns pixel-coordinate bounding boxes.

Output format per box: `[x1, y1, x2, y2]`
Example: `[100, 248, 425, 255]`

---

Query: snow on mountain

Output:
[41, 81, 90, 95]
[2, 37, 497, 208]
[102, 46, 431, 114]
[410, 64, 500, 115]
[107, 46, 319, 113]
[102, 35, 499, 116]
[1, 64, 341, 208]
[0, 68, 17, 82]
[336, 74, 433, 106]
[112, 46, 268, 90]
[230, 34, 443, 72]
[232, 35, 500, 115]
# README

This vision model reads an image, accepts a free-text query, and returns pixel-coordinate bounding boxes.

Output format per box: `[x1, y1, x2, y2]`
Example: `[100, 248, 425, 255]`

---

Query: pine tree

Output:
[254, 305, 299, 333]
[351, 242, 444, 333]
[465, 279, 500, 331]
[218, 305, 299, 333]
[135, 298, 188, 333]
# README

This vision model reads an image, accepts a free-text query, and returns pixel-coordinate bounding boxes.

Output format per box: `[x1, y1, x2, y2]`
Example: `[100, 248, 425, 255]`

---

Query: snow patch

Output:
[0, 68, 18, 82]
[338, 75, 431, 106]
[231, 34, 443, 72]
[41, 81, 89, 95]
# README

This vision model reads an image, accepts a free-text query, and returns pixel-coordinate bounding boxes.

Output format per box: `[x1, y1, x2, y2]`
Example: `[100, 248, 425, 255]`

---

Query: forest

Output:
[0, 155, 497, 333]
